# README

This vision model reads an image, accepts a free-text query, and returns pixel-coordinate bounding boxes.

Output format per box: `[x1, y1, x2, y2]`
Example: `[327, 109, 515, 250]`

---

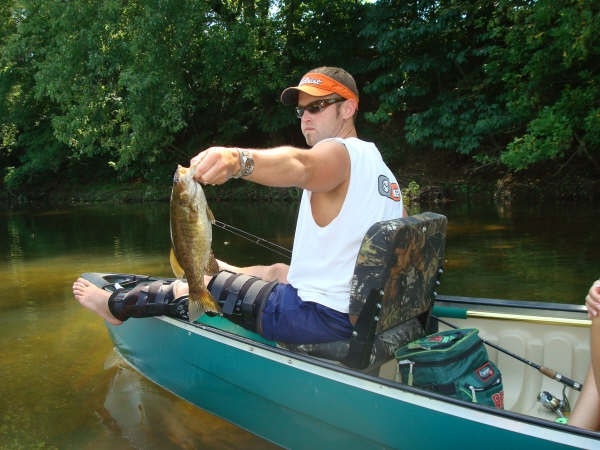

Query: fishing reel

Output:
[538, 385, 571, 420]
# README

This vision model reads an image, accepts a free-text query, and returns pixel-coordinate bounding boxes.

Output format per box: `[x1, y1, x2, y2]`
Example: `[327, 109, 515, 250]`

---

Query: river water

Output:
[1, 198, 598, 449]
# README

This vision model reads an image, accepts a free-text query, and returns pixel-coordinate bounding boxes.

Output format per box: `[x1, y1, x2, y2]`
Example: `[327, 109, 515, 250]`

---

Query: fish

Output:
[170, 164, 221, 320]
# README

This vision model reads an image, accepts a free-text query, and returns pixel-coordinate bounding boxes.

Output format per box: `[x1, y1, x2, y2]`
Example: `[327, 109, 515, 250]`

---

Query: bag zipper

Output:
[398, 337, 482, 369]
[461, 377, 503, 403]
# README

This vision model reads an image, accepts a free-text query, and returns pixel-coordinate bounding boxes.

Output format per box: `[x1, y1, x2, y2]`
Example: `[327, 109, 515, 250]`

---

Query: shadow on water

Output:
[0, 198, 598, 448]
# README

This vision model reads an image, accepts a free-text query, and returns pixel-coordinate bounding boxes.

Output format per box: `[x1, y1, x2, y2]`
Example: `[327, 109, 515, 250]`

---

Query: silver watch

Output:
[234, 149, 254, 178]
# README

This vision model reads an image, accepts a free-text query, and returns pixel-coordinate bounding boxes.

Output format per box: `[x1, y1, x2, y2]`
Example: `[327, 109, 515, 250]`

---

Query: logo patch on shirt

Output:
[378, 175, 401, 202]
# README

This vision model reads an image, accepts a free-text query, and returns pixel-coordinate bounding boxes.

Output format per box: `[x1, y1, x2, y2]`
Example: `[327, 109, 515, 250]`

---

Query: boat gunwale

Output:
[436, 294, 588, 314]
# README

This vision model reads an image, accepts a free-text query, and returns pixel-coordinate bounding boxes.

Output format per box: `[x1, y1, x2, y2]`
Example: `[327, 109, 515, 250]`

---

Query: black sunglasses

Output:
[295, 97, 346, 118]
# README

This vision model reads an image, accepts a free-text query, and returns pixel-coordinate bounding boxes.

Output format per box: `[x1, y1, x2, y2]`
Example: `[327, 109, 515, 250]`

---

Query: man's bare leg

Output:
[216, 259, 289, 283]
[200, 260, 289, 289]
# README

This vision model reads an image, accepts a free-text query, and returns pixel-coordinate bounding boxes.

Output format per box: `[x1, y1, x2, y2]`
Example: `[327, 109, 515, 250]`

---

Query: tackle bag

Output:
[394, 328, 504, 408]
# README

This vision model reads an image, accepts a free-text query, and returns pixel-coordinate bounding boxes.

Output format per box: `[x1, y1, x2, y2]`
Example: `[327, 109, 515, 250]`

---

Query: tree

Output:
[0, 1, 71, 194]
[498, 0, 600, 171]
[2, 0, 599, 200]
[362, 0, 518, 163]
[362, 0, 600, 173]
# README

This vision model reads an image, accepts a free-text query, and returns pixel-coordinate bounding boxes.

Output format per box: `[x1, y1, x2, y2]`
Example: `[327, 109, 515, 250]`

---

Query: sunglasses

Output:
[295, 97, 346, 118]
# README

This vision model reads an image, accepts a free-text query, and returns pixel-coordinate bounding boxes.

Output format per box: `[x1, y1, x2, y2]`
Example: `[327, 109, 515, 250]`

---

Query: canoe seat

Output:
[285, 212, 447, 371]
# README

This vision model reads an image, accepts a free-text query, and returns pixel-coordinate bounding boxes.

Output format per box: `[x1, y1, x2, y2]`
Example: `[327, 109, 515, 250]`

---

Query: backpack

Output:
[394, 328, 504, 408]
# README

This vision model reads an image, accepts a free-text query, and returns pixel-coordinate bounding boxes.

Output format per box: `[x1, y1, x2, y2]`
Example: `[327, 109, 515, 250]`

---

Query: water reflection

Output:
[7, 215, 25, 261]
[435, 198, 600, 303]
[0, 199, 598, 448]
[100, 352, 278, 450]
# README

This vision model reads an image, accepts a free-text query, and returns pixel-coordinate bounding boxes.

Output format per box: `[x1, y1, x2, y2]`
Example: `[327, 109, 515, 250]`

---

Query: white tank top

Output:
[287, 137, 404, 313]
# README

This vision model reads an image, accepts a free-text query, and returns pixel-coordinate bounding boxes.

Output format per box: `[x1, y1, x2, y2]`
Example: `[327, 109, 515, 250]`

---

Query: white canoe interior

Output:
[377, 302, 590, 422]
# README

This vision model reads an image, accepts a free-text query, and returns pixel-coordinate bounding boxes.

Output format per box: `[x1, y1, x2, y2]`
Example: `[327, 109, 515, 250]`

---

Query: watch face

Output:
[242, 151, 254, 176]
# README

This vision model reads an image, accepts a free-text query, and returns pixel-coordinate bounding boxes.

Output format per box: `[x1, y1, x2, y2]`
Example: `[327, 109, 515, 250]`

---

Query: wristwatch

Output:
[233, 149, 254, 178]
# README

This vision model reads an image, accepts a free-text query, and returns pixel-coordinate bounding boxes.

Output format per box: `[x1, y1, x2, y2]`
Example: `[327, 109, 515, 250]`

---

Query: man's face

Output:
[297, 92, 346, 147]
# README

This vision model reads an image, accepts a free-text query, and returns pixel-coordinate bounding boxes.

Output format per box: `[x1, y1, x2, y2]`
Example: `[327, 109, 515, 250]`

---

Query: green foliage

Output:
[363, 0, 600, 172]
[0, 0, 599, 200]
[402, 180, 421, 206]
[32, 1, 213, 172]
[502, 107, 572, 170]
[362, 0, 518, 161]
[496, 0, 600, 170]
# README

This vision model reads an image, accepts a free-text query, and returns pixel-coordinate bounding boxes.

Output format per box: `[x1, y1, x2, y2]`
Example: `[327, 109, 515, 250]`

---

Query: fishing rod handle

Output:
[540, 366, 583, 391]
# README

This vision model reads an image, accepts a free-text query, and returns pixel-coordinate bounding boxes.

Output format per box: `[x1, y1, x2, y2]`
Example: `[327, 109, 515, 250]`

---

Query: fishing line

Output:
[435, 316, 583, 391]
[213, 220, 292, 259]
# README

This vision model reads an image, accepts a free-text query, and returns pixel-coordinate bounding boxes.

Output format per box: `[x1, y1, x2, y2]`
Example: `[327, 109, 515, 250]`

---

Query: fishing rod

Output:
[434, 315, 583, 391]
[213, 220, 292, 259]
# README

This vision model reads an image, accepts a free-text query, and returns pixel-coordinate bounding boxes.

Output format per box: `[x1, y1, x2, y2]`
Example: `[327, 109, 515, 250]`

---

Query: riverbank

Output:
[3, 150, 599, 209]
[393, 148, 600, 205]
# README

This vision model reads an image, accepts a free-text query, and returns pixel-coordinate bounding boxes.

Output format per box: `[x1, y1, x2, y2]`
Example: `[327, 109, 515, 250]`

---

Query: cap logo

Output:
[299, 76, 324, 86]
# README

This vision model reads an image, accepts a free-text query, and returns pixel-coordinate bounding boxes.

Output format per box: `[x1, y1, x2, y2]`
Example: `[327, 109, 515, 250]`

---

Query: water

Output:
[0, 198, 598, 449]
[437, 199, 599, 302]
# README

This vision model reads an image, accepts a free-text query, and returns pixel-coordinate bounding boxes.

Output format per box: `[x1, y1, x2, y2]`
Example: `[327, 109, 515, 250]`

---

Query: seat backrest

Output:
[349, 211, 447, 332]
[285, 212, 448, 370]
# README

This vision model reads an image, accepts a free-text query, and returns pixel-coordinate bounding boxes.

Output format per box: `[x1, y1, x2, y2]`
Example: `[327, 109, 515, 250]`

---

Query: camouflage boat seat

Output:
[285, 212, 447, 371]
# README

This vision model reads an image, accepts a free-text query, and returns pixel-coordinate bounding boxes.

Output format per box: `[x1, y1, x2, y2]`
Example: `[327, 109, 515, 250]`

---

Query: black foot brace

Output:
[108, 281, 189, 321]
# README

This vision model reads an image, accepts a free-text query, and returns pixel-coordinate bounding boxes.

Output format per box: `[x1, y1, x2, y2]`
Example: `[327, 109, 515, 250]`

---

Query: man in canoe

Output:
[569, 279, 600, 430]
[73, 66, 405, 344]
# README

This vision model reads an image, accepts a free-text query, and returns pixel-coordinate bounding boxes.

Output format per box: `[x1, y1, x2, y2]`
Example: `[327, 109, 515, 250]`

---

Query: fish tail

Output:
[187, 289, 222, 322]
[187, 298, 204, 322]
[200, 288, 222, 317]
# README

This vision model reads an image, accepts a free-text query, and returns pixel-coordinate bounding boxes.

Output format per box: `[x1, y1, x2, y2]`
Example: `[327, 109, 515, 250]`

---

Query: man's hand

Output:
[191, 147, 239, 185]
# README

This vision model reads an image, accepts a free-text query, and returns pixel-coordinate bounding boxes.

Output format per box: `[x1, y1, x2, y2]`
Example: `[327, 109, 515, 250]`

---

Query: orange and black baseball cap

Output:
[280, 67, 359, 106]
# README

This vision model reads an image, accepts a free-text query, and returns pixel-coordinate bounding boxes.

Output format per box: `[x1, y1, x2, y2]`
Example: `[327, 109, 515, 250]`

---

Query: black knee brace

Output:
[208, 271, 277, 333]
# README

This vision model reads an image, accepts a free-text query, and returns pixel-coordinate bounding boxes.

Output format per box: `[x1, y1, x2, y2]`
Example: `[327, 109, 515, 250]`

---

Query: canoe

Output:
[82, 285, 599, 449]
[80, 212, 599, 449]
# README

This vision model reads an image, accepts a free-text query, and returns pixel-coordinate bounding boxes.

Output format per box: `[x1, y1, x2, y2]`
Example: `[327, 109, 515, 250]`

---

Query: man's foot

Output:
[72, 277, 123, 325]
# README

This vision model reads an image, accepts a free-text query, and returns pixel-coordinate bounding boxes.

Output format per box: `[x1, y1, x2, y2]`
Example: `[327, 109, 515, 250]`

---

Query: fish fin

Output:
[205, 250, 220, 276]
[206, 206, 215, 224]
[169, 248, 185, 279]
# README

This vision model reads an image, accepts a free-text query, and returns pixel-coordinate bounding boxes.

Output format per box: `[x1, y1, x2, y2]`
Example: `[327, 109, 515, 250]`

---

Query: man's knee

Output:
[208, 270, 277, 332]
[267, 263, 289, 283]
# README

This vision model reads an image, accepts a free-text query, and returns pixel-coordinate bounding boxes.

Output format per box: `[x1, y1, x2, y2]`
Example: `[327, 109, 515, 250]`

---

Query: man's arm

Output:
[190, 140, 350, 193]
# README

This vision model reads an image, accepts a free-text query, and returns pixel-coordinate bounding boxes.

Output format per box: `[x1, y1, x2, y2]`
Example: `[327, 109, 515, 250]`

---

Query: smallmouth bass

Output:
[170, 165, 221, 320]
